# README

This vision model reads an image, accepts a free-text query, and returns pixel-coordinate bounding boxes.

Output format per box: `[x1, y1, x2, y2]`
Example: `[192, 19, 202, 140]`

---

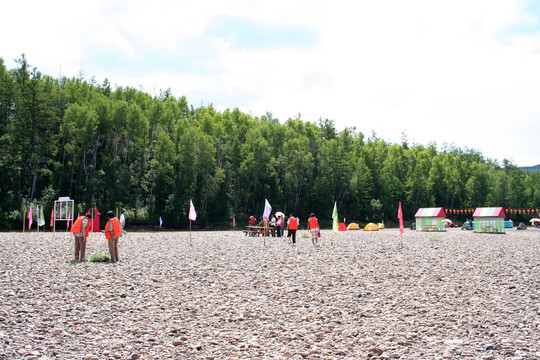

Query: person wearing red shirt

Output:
[287, 213, 299, 244]
[308, 213, 320, 245]
[70, 214, 92, 262]
[103, 211, 122, 262]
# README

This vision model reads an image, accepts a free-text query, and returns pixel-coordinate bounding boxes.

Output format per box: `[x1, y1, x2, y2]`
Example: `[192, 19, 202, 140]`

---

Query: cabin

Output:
[415, 207, 446, 231]
[473, 207, 506, 234]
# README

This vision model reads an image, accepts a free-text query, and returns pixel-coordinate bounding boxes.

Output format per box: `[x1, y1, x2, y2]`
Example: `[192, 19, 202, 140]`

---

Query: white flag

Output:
[262, 199, 272, 220]
[189, 199, 197, 221]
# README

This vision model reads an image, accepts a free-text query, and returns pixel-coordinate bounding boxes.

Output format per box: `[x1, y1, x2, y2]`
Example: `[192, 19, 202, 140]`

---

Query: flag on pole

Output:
[332, 202, 339, 233]
[262, 199, 272, 220]
[397, 202, 404, 235]
[67, 213, 71, 229]
[50, 208, 54, 227]
[36, 205, 41, 226]
[159, 217, 163, 227]
[28, 206, 33, 229]
[39, 206, 45, 227]
[233, 216, 236, 228]
[189, 199, 197, 221]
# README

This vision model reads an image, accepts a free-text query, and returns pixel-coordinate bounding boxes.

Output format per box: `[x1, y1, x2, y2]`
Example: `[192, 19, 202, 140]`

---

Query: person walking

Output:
[308, 213, 320, 246]
[103, 211, 122, 262]
[275, 215, 283, 237]
[71, 214, 91, 262]
[287, 213, 299, 245]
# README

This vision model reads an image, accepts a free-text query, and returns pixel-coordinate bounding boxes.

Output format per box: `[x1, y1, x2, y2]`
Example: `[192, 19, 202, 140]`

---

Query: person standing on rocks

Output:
[287, 213, 299, 244]
[71, 213, 91, 262]
[119, 213, 127, 236]
[275, 214, 283, 238]
[308, 213, 320, 246]
[103, 211, 122, 262]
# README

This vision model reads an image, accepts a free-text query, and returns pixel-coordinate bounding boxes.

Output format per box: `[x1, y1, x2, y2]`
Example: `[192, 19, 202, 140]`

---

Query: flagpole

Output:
[37, 206, 39, 233]
[92, 203, 96, 238]
[189, 219, 192, 247]
[23, 206, 26, 233]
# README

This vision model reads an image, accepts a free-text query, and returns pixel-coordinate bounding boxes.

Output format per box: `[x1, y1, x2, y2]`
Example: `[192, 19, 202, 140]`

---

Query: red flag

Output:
[397, 202, 404, 235]
[50, 208, 54, 227]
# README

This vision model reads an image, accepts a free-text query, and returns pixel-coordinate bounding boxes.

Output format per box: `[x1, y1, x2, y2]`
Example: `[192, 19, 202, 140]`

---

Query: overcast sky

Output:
[2, 0, 539, 166]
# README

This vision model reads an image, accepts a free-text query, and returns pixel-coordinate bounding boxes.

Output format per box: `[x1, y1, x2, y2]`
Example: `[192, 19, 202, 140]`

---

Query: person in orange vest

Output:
[287, 213, 299, 244]
[308, 213, 320, 245]
[103, 211, 122, 262]
[71, 213, 92, 262]
[275, 215, 283, 238]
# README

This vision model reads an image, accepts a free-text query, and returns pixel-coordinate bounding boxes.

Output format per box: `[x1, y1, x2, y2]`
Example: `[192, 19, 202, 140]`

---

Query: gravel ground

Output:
[0, 228, 539, 359]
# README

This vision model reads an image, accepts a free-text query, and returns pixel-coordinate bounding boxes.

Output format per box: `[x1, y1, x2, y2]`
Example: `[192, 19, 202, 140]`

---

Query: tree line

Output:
[1, 55, 539, 229]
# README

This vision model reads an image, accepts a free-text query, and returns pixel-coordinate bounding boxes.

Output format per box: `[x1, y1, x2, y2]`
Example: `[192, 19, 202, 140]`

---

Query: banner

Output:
[39, 206, 45, 227]
[397, 202, 404, 235]
[28, 206, 33, 229]
[332, 202, 339, 233]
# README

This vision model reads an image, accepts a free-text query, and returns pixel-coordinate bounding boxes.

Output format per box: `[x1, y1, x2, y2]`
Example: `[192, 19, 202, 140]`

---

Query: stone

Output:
[83, 355, 99, 360]
[443, 349, 453, 358]
[0, 231, 538, 359]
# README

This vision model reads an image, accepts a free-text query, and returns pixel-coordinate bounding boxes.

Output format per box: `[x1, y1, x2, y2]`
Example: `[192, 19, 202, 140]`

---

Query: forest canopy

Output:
[1, 55, 539, 229]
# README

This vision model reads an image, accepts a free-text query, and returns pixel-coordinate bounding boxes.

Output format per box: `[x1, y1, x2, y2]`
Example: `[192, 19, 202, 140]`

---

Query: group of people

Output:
[71, 211, 123, 263]
[249, 212, 321, 245]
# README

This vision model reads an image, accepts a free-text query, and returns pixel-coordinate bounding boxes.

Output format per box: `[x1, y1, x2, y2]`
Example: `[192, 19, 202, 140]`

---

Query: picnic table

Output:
[243, 226, 276, 237]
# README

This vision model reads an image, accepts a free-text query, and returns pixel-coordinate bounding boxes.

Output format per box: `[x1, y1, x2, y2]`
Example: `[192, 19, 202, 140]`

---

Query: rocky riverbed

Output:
[0, 228, 539, 359]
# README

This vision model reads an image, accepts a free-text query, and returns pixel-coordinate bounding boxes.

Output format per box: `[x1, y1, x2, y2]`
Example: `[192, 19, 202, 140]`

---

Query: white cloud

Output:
[1, 0, 539, 165]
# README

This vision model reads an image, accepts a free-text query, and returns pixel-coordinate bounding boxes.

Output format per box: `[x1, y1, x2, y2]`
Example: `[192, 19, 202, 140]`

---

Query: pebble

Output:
[0, 230, 538, 358]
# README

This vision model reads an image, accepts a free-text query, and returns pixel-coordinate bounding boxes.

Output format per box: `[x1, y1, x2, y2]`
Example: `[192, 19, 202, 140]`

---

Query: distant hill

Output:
[521, 164, 540, 173]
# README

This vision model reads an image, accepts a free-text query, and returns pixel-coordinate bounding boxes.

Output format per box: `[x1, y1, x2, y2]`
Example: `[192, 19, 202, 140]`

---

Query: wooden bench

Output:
[243, 226, 276, 237]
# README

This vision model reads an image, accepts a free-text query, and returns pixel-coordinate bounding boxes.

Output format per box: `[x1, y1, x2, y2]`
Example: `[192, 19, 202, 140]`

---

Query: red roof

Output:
[473, 207, 505, 217]
[414, 207, 446, 218]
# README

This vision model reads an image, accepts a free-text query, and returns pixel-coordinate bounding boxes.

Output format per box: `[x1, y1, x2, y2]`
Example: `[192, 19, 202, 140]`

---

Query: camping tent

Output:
[347, 223, 360, 230]
[415, 207, 446, 231]
[473, 207, 505, 234]
[338, 222, 347, 231]
[364, 223, 379, 231]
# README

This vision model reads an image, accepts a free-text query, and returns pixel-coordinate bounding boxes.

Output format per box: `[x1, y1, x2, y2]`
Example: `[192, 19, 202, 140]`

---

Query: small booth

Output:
[473, 207, 506, 234]
[415, 207, 446, 231]
[53, 196, 75, 232]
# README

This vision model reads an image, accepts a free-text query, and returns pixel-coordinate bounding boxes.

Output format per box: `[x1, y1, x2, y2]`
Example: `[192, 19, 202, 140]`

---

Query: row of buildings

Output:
[415, 207, 530, 234]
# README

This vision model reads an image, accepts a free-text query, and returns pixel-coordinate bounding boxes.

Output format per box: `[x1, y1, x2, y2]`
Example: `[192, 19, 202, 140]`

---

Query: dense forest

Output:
[1, 55, 539, 229]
